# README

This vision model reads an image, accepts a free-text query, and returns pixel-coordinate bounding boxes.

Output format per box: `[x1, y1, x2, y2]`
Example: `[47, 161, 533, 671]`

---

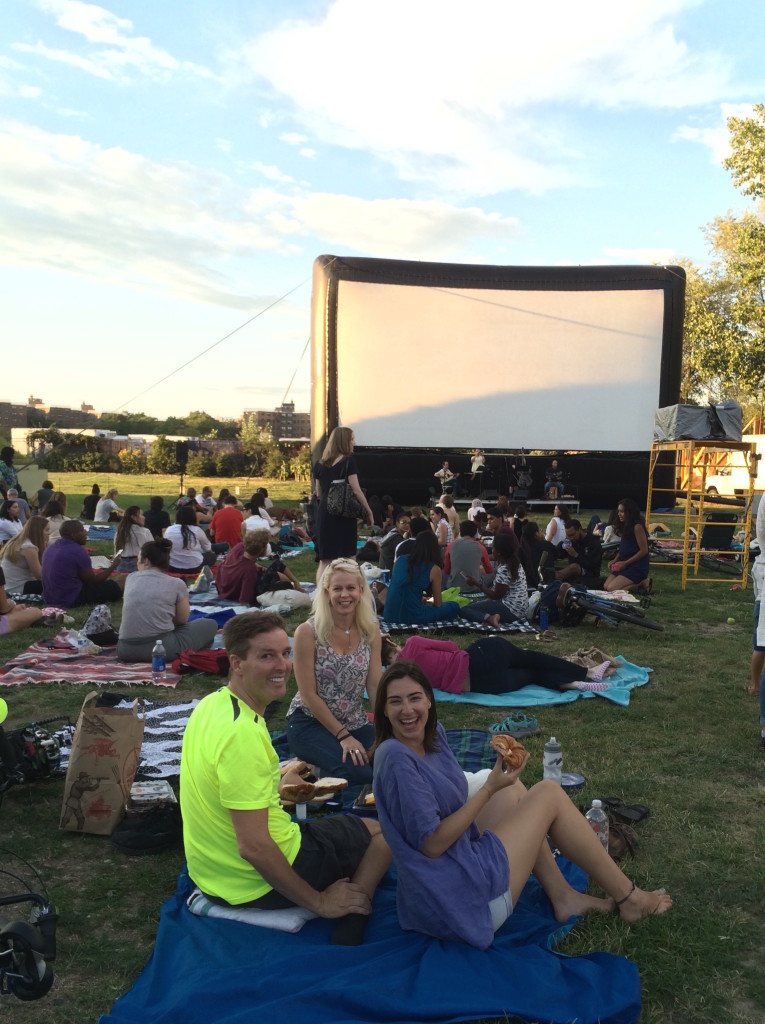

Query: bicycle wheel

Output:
[573, 594, 664, 632]
[698, 553, 742, 577]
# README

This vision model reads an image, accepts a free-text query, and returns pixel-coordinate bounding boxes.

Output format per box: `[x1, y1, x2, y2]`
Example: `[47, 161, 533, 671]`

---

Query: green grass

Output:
[1, 486, 764, 1022]
[27, 471, 307, 518]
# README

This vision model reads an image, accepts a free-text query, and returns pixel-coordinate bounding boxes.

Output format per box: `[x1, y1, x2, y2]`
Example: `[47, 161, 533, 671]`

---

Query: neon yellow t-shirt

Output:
[180, 687, 301, 905]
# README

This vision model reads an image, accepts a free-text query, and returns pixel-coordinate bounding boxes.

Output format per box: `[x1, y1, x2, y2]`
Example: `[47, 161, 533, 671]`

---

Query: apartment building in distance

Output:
[244, 401, 310, 440]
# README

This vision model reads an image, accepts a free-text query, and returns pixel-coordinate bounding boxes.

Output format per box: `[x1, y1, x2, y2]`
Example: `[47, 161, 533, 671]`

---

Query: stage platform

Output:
[526, 498, 580, 514]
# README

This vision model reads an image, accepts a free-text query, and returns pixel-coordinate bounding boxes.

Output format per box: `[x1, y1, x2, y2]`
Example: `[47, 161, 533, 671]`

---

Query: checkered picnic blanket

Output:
[380, 616, 537, 635]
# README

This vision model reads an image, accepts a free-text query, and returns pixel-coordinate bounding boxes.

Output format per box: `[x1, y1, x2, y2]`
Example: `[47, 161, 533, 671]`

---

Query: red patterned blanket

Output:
[0, 632, 181, 688]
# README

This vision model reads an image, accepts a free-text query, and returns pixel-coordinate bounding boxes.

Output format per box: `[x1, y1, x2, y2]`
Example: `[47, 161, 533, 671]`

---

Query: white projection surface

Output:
[333, 280, 667, 451]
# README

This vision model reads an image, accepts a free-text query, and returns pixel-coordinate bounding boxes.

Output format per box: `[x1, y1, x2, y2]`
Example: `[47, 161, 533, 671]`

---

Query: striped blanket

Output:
[0, 632, 182, 688]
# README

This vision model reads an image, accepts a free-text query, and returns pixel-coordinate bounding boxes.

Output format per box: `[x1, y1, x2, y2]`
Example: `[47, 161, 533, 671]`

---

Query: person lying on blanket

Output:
[381, 635, 613, 694]
[180, 612, 391, 946]
[372, 661, 671, 950]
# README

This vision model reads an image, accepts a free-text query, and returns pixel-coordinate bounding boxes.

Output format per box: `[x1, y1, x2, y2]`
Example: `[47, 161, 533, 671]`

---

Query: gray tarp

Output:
[654, 401, 742, 442]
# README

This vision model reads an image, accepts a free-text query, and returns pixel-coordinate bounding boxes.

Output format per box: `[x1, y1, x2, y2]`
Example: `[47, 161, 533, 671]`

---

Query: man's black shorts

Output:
[227, 814, 372, 910]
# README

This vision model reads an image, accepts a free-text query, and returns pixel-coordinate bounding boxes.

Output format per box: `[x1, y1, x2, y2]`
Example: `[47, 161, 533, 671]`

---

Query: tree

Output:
[184, 411, 222, 438]
[680, 106, 765, 419]
[237, 415, 278, 474]
[723, 103, 765, 199]
[148, 435, 179, 474]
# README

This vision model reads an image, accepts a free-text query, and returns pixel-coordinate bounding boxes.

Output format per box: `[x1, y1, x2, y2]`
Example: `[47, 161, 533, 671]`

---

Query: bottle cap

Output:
[592, 799, 602, 808]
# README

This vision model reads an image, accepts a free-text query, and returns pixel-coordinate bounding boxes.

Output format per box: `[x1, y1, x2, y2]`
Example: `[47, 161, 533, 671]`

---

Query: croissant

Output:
[489, 733, 527, 770]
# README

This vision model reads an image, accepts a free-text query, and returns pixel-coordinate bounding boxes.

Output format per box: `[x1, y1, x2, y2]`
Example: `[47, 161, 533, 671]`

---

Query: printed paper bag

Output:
[60, 691, 145, 836]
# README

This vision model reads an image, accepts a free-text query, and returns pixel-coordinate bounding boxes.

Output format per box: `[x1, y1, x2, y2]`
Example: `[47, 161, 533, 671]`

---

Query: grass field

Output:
[1, 478, 764, 1022]
[21, 471, 307, 515]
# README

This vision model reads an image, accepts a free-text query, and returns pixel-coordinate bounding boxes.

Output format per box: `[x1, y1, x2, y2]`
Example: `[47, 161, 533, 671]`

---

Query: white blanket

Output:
[186, 888, 317, 933]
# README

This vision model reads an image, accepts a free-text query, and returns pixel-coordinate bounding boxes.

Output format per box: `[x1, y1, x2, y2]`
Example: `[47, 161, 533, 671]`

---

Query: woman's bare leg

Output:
[6, 606, 44, 632]
[316, 559, 331, 584]
[603, 573, 638, 593]
[749, 650, 764, 695]
[491, 780, 671, 922]
[476, 782, 612, 920]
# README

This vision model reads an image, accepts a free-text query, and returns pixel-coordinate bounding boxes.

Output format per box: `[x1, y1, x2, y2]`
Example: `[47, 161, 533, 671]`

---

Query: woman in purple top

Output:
[372, 662, 671, 949]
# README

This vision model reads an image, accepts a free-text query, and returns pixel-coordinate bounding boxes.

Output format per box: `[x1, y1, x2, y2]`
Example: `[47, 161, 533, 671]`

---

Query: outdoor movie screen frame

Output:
[311, 255, 685, 453]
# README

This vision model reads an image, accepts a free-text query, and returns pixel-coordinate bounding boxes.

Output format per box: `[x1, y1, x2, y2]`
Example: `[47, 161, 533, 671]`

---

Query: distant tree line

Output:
[26, 415, 312, 482]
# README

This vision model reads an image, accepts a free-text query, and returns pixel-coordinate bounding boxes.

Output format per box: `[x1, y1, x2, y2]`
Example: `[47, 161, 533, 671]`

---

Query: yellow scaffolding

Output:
[645, 439, 757, 589]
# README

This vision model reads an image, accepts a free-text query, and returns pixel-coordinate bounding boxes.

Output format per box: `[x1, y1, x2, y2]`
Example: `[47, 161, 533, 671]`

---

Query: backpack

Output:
[170, 649, 230, 676]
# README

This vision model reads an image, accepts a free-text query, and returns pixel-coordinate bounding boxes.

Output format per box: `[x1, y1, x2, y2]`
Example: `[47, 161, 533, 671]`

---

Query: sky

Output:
[2, 0, 764, 422]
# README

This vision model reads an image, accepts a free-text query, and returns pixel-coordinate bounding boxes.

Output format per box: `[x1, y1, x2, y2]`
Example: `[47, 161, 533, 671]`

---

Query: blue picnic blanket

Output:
[434, 657, 651, 708]
[99, 860, 640, 1024]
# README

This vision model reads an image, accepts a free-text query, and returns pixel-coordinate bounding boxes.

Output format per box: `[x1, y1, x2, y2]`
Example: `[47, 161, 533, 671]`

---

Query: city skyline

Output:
[2, 0, 764, 420]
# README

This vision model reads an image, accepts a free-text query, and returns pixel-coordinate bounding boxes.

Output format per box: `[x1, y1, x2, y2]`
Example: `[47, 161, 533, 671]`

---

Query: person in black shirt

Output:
[144, 495, 171, 540]
[555, 520, 603, 588]
[81, 484, 101, 520]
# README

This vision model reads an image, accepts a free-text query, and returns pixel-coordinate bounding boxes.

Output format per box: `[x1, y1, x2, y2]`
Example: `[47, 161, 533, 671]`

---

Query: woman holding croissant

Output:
[372, 661, 671, 949]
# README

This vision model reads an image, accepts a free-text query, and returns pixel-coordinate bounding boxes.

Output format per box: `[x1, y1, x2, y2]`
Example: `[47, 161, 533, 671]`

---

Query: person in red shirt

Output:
[210, 495, 244, 549]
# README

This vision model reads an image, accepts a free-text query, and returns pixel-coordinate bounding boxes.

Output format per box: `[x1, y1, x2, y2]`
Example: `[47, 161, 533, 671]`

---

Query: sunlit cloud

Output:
[0, 120, 519, 305]
[240, 0, 734, 197]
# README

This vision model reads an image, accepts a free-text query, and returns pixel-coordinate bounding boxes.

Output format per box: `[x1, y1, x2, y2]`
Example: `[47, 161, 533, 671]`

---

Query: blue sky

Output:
[2, 0, 763, 421]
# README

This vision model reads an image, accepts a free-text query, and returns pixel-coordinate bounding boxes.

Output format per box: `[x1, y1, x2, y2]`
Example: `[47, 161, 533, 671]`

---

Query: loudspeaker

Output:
[481, 489, 499, 503]
[175, 441, 189, 468]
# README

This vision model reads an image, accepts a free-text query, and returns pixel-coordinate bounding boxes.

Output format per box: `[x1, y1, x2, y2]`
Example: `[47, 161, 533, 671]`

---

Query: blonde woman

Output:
[0, 516, 50, 595]
[314, 426, 374, 582]
[287, 558, 382, 784]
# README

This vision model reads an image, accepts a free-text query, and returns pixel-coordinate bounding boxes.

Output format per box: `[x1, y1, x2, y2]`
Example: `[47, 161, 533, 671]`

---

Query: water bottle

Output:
[542, 736, 562, 783]
[585, 799, 609, 852]
[76, 631, 89, 655]
[151, 640, 167, 682]
[539, 606, 549, 631]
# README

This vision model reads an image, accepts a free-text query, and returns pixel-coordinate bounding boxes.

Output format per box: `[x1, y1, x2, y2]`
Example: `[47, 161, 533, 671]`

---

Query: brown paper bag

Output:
[60, 691, 145, 836]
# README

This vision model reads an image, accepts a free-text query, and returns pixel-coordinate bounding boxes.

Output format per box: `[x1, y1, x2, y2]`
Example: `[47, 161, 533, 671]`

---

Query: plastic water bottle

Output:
[539, 606, 549, 631]
[542, 736, 562, 783]
[151, 640, 167, 682]
[76, 631, 89, 655]
[585, 799, 609, 852]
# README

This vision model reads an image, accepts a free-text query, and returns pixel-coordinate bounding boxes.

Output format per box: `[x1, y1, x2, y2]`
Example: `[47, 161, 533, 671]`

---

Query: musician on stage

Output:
[543, 459, 564, 498]
[434, 459, 459, 495]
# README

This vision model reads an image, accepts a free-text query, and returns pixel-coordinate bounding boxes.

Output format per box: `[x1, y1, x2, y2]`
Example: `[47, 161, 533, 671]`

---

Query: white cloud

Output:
[288, 194, 519, 261]
[252, 161, 294, 183]
[242, 0, 735, 196]
[0, 119, 517, 305]
[299, 147, 316, 159]
[280, 132, 308, 146]
[216, 138, 232, 154]
[20, 0, 218, 83]
[674, 102, 758, 163]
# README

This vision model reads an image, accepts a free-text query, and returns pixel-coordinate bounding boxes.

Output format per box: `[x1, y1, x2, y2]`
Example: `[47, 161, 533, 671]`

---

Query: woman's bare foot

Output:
[486, 613, 501, 629]
[616, 883, 672, 923]
[551, 888, 614, 922]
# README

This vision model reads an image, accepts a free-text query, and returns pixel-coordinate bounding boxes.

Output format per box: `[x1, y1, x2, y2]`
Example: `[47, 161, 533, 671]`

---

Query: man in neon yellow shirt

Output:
[180, 612, 389, 945]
